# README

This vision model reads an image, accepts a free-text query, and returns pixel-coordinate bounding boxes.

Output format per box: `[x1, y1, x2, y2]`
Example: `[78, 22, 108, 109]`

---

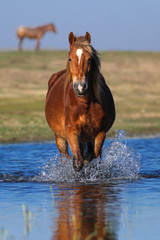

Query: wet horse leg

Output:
[80, 143, 87, 159]
[84, 142, 95, 164]
[36, 38, 40, 51]
[79, 142, 95, 165]
[94, 132, 106, 158]
[56, 136, 70, 159]
[18, 38, 23, 51]
[67, 133, 84, 172]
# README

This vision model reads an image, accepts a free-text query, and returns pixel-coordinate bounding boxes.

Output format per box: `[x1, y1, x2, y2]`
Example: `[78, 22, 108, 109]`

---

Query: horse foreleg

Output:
[18, 38, 23, 51]
[94, 132, 106, 158]
[83, 142, 95, 165]
[56, 136, 70, 158]
[36, 39, 40, 51]
[67, 133, 84, 172]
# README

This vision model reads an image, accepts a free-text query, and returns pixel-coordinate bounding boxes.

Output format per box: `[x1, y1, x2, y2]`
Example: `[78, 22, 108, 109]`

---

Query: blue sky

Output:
[0, 0, 160, 51]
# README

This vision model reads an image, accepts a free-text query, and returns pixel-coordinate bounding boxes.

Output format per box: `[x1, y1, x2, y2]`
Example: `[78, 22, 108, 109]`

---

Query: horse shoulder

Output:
[48, 69, 66, 88]
[45, 69, 67, 139]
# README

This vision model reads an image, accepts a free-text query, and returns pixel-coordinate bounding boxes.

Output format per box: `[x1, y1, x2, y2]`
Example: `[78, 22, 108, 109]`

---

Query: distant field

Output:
[0, 50, 160, 143]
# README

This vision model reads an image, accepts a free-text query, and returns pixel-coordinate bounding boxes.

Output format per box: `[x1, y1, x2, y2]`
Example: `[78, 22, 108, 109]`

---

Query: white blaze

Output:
[76, 48, 83, 65]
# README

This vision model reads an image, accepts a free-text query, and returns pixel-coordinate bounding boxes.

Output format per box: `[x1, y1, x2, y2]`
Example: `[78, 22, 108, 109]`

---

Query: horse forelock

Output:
[74, 36, 92, 55]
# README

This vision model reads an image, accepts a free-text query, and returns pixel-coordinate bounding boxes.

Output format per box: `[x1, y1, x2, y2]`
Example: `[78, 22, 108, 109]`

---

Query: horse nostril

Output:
[73, 82, 78, 90]
[73, 81, 88, 96]
[83, 82, 88, 91]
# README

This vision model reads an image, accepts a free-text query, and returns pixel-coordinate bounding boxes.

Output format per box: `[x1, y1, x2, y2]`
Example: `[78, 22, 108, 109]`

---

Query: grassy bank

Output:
[0, 50, 160, 143]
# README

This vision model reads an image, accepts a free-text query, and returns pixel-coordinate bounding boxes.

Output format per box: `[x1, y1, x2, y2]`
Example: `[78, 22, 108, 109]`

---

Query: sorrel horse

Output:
[16, 23, 56, 51]
[45, 32, 115, 172]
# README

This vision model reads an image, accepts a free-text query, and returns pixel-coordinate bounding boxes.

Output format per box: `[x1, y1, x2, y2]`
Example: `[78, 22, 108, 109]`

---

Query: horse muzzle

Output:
[73, 81, 88, 97]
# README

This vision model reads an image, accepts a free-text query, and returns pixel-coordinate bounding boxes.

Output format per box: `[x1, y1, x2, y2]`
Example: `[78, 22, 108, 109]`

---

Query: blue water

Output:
[0, 131, 160, 240]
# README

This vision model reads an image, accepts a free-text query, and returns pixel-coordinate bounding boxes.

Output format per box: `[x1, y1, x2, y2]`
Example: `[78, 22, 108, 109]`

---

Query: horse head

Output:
[49, 23, 56, 33]
[67, 32, 92, 97]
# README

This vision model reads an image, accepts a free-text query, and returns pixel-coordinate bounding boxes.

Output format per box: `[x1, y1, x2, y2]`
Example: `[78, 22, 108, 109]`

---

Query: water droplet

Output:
[39, 130, 141, 183]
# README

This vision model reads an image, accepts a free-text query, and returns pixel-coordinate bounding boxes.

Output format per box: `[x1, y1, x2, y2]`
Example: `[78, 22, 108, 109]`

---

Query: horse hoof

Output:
[84, 160, 89, 165]
[73, 161, 83, 172]
[84, 153, 95, 162]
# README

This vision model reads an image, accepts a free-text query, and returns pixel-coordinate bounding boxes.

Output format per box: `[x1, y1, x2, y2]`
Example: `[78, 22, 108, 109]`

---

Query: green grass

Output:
[0, 50, 160, 143]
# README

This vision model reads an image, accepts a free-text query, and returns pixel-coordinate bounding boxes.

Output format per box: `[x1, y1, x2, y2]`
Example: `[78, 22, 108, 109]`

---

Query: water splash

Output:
[40, 130, 141, 183]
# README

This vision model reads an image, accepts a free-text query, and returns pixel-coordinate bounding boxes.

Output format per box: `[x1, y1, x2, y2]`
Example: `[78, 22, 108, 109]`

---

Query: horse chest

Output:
[76, 104, 104, 137]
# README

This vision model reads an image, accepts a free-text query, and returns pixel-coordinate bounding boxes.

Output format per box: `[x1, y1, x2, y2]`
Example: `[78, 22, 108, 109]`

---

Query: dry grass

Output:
[0, 50, 160, 142]
[101, 51, 160, 136]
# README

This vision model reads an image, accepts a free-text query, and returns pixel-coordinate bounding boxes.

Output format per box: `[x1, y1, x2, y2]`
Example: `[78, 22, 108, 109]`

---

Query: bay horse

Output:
[45, 32, 115, 172]
[16, 23, 56, 51]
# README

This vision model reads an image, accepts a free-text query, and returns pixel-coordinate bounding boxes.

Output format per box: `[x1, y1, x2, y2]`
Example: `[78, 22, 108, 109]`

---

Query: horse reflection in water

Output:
[16, 23, 56, 51]
[45, 32, 115, 172]
[52, 184, 120, 240]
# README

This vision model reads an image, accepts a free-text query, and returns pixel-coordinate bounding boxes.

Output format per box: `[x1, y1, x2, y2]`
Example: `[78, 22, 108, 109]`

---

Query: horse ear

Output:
[85, 32, 91, 43]
[68, 32, 75, 47]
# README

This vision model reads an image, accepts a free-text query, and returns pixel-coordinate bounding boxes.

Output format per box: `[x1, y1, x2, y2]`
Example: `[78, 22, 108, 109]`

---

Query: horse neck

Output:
[39, 24, 51, 32]
[88, 70, 101, 104]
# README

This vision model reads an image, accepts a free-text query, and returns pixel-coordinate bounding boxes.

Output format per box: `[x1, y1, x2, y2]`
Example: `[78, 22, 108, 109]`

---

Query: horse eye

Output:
[68, 58, 72, 62]
[88, 58, 92, 63]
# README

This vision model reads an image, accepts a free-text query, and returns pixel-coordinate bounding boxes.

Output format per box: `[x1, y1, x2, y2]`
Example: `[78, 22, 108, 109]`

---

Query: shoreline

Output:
[0, 133, 160, 145]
